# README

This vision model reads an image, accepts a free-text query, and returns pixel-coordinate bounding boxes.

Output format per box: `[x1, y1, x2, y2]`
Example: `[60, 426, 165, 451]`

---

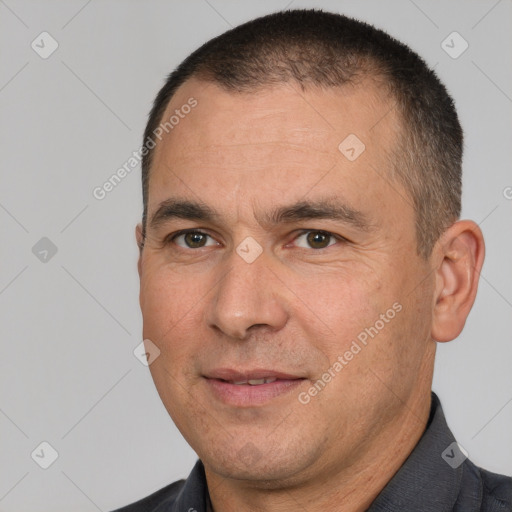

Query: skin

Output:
[136, 77, 485, 512]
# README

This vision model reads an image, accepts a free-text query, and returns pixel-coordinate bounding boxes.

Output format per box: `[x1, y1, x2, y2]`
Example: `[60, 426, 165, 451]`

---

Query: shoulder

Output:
[463, 459, 512, 511]
[110, 478, 186, 512]
[480, 466, 512, 511]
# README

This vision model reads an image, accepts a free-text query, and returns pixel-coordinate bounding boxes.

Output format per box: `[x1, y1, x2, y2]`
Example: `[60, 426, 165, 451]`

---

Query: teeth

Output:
[231, 377, 278, 385]
[248, 378, 266, 385]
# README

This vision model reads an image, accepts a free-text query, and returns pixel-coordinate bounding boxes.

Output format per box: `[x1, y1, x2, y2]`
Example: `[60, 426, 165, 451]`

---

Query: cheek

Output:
[293, 265, 387, 356]
[139, 264, 209, 359]
[140, 267, 210, 422]
[292, 261, 423, 407]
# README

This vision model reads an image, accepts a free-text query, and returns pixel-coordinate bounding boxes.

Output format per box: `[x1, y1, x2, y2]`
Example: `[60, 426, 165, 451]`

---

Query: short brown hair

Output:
[141, 9, 462, 258]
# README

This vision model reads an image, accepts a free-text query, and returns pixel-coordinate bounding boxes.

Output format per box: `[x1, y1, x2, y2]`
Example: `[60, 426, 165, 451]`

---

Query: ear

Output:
[431, 220, 485, 342]
[135, 223, 144, 278]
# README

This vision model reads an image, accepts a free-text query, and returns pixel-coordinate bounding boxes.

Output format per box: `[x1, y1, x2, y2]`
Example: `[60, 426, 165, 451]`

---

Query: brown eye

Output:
[172, 231, 216, 249]
[307, 231, 331, 249]
[295, 231, 337, 249]
[184, 232, 207, 248]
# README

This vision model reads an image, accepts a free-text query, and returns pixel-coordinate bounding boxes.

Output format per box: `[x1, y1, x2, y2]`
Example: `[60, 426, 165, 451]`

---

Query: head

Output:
[136, 9, 484, 487]
[140, 9, 464, 259]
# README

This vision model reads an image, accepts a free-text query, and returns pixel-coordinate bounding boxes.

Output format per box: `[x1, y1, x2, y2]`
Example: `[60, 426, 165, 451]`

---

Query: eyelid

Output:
[167, 228, 213, 240]
[291, 229, 347, 249]
[163, 228, 348, 249]
[167, 228, 220, 248]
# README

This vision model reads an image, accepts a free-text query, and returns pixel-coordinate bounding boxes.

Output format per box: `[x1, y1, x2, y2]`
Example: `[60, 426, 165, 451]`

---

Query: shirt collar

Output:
[367, 392, 464, 511]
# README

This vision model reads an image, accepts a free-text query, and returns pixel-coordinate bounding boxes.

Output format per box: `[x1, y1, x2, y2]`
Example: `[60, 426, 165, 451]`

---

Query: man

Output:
[114, 9, 511, 512]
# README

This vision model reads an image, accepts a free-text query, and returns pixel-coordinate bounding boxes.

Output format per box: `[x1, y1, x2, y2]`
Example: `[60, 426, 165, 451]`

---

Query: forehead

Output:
[153, 77, 399, 168]
[147, 77, 411, 231]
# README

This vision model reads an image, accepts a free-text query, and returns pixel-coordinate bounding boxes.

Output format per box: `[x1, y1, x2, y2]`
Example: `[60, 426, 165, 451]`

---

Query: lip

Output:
[205, 368, 303, 381]
[203, 368, 306, 407]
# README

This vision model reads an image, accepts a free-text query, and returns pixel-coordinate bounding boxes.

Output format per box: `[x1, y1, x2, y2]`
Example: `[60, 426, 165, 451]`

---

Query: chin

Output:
[201, 438, 316, 486]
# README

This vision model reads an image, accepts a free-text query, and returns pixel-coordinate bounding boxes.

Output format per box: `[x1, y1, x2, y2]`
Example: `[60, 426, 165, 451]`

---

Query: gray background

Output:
[0, 0, 511, 510]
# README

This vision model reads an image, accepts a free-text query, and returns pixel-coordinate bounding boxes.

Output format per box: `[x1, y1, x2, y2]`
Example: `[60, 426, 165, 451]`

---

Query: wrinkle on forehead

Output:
[148, 78, 406, 230]
[163, 142, 339, 174]
[155, 78, 398, 159]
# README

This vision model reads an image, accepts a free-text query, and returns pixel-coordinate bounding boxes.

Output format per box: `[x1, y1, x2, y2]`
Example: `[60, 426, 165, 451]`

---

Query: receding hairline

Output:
[140, 8, 463, 259]
[146, 71, 402, 180]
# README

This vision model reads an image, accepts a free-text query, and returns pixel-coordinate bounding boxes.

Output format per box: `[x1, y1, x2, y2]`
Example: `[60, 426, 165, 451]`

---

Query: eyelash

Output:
[165, 229, 346, 250]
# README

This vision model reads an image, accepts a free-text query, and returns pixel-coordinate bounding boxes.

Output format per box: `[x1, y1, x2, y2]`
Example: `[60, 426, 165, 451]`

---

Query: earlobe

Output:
[431, 220, 485, 343]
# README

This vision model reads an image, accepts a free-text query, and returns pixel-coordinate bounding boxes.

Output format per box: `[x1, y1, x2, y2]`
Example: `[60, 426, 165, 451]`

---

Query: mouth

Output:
[203, 368, 307, 407]
[223, 377, 280, 385]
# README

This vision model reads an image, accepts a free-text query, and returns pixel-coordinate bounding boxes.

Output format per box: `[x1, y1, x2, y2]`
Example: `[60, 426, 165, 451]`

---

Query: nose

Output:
[205, 249, 289, 340]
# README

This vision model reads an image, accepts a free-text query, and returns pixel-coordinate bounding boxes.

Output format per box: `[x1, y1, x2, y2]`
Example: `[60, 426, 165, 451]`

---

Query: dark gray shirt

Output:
[113, 393, 512, 511]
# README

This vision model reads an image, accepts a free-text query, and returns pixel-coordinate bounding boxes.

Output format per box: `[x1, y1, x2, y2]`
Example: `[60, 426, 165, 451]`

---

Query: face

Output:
[137, 78, 437, 486]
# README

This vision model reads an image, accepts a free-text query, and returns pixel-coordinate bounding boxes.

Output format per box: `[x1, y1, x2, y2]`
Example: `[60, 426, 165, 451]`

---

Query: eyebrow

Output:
[148, 197, 372, 232]
[149, 199, 219, 230]
[262, 199, 371, 231]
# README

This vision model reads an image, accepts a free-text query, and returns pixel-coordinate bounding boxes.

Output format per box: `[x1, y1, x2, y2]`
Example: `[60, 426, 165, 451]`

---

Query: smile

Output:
[204, 376, 306, 407]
